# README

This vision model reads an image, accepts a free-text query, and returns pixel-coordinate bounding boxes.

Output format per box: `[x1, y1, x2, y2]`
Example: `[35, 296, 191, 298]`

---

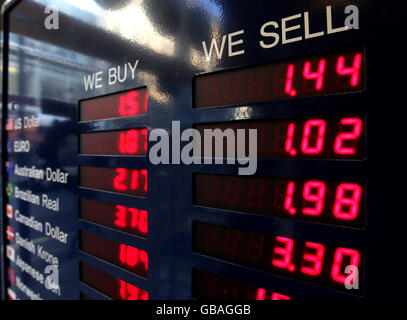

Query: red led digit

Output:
[119, 132, 127, 154]
[112, 206, 148, 234]
[139, 210, 148, 234]
[256, 289, 291, 300]
[271, 293, 291, 300]
[119, 279, 126, 299]
[139, 290, 148, 300]
[119, 244, 148, 270]
[126, 283, 140, 300]
[333, 183, 362, 220]
[285, 64, 297, 96]
[331, 248, 360, 284]
[272, 236, 295, 272]
[284, 182, 297, 215]
[203, 175, 218, 201]
[119, 91, 140, 116]
[142, 128, 148, 152]
[126, 130, 140, 154]
[224, 177, 240, 204]
[141, 169, 148, 192]
[128, 170, 147, 192]
[246, 232, 265, 261]
[301, 242, 325, 276]
[119, 244, 138, 266]
[248, 69, 265, 99]
[247, 179, 265, 207]
[336, 53, 362, 87]
[132, 209, 148, 234]
[301, 119, 326, 154]
[119, 243, 127, 264]
[114, 205, 127, 228]
[224, 75, 240, 101]
[256, 288, 266, 300]
[113, 168, 127, 191]
[126, 246, 140, 267]
[143, 90, 148, 114]
[224, 228, 240, 255]
[119, 280, 148, 300]
[334, 118, 363, 155]
[139, 250, 148, 271]
[303, 59, 326, 90]
[118, 129, 147, 155]
[129, 208, 139, 229]
[127, 91, 141, 115]
[285, 123, 297, 156]
[302, 181, 326, 216]
[131, 170, 139, 190]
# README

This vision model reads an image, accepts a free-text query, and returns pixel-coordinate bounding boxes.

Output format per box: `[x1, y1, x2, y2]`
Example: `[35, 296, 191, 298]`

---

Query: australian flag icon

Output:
[5, 161, 14, 174]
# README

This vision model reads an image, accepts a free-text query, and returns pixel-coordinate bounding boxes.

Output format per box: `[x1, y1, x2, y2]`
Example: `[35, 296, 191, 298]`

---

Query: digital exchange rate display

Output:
[193, 269, 291, 300]
[193, 222, 362, 294]
[79, 167, 148, 197]
[80, 263, 148, 300]
[195, 116, 365, 160]
[79, 87, 148, 121]
[3, 0, 396, 301]
[80, 128, 148, 156]
[194, 49, 364, 108]
[80, 199, 148, 237]
[80, 231, 148, 278]
[191, 46, 366, 297]
[194, 174, 364, 227]
[78, 87, 149, 299]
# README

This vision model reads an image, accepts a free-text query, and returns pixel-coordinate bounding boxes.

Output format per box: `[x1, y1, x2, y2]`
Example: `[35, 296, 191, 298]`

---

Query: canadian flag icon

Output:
[6, 204, 14, 219]
[6, 226, 15, 242]
[6, 245, 15, 262]
[7, 288, 16, 300]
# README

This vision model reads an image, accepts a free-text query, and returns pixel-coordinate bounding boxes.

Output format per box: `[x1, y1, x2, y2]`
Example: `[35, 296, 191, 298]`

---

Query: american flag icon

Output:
[5, 118, 14, 131]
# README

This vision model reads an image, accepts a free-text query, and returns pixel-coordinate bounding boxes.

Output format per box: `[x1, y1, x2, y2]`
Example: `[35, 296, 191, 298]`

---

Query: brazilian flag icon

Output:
[6, 183, 14, 198]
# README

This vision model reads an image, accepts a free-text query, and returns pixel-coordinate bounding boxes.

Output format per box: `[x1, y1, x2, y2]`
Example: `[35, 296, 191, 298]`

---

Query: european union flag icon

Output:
[7, 141, 13, 153]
